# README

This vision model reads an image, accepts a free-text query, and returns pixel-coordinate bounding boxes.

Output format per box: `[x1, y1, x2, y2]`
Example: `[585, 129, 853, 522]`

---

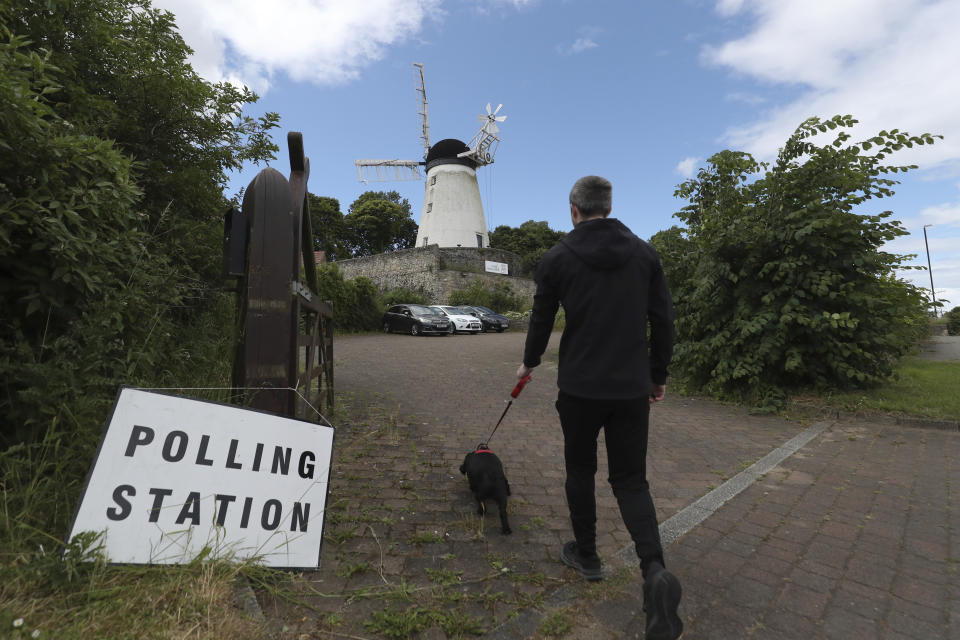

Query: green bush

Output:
[448, 279, 529, 313]
[663, 115, 936, 408]
[947, 306, 960, 336]
[1, 4, 277, 448]
[315, 264, 382, 332]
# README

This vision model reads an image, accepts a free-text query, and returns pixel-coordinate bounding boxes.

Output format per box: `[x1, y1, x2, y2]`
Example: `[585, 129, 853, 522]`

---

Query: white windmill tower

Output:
[354, 63, 506, 249]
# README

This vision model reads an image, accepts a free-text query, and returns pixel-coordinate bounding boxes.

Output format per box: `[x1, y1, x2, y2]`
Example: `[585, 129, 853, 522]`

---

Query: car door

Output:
[385, 305, 406, 333]
[398, 306, 415, 332]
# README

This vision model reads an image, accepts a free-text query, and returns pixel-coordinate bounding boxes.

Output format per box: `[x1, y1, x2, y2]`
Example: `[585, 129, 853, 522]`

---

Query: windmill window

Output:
[423, 237, 429, 247]
[426, 203, 432, 212]
[431, 176, 437, 185]
[476, 234, 483, 248]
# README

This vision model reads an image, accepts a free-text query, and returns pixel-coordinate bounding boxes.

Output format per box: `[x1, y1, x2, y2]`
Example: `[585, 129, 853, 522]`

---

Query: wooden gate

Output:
[225, 132, 333, 421]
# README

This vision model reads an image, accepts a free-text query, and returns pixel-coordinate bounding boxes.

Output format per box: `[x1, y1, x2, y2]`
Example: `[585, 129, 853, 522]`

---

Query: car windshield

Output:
[474, 306, 495, 315]
[410, 305, 440, 317]
[456, 307, 478, 316]
[435, 306, 459, 315]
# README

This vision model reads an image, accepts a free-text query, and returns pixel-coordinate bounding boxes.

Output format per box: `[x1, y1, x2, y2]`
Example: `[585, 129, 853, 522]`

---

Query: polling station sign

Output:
[67, 388, 334, 569]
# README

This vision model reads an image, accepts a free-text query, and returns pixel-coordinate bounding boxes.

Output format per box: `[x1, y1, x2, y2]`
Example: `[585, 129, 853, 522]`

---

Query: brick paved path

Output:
[556, 420, 958, 640]
[330, 332, 795, 559]
[259, 332, 958, 639]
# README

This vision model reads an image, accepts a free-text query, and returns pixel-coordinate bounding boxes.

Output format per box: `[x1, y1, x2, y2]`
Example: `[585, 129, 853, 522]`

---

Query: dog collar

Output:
[473, 448, 494, 454]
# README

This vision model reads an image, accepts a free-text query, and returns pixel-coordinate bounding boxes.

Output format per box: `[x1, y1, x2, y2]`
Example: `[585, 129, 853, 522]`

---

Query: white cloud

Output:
[704, 0, 960, 169]
[715, 0, 747, 17]
[153, 0, 443, 90]
[887, 201, 960, 309]
[724, 92, 765, 106]
[558, 26, 601, 56]
[569, 37, 598, 54]
[915, 202, 960, 227]
[675, 157, 701, 178]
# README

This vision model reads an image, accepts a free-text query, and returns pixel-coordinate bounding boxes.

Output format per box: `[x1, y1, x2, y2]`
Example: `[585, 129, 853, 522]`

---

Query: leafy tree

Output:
[489, 220, 566, 274]
[649, 225, 695, 296]
[343, 190, 417, 257]
[0, 1, 279, 445]
[307, 193, 350, 261]
[946, 306, 960, 336]
[666, 115, 936, 407]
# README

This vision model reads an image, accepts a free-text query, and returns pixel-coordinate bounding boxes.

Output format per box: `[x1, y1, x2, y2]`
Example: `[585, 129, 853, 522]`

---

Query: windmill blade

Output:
[492, 103, 503, 116]
[414, 62, 430, 158]
[486, 102, 492, 115]
[478, 114, 487, 123]
[495, 115, 507, 122]
[486, 121, 500, 136]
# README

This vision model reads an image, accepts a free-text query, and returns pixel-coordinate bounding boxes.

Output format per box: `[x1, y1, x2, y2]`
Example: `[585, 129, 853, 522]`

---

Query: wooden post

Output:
[229, 133, 334, 421]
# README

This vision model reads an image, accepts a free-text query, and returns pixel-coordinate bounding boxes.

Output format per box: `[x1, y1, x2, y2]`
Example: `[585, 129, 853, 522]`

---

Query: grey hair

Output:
[569, 175, 612, 217]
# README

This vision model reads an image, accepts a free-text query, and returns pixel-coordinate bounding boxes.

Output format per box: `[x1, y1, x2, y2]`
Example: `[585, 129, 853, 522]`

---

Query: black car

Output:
[467, 305, 510, 333]
[382, 304, 451, 336]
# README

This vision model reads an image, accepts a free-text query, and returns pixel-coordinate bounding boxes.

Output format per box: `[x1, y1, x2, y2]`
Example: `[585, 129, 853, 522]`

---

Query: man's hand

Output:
[649, 384, 666, 405]
[517, 364, 533, 380]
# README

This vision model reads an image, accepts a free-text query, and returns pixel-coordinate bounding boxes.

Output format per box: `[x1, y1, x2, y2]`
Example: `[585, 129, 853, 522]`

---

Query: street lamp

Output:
[923, 224, 937, 317]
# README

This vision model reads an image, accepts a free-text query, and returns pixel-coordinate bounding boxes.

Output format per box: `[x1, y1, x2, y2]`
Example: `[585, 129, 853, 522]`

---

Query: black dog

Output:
[459, 444, 512, 534]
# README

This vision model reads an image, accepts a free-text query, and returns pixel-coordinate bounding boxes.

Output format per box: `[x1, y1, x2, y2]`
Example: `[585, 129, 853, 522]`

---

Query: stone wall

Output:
[334, 245, 535, 305]
[437, 247, 525, 277]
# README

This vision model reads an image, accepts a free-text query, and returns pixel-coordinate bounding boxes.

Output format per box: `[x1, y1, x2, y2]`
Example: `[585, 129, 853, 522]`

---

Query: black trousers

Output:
[556, 391, 664, 573]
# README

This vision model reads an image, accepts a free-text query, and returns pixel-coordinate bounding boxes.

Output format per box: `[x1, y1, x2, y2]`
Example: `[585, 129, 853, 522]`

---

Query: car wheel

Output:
[448, 324, 455, 335]
[410, 323, 420, 336]
[497, 328, 505, 333]
[383, 322, 391, 334]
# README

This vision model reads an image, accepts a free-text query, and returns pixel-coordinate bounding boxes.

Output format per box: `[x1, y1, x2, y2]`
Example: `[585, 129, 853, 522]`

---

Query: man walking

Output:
[517, 176, 682, 639]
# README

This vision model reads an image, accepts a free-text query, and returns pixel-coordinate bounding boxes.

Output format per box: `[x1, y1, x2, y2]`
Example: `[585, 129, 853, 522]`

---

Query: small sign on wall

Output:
[67, 388, 334, 569]
[485, 261, 508, 274]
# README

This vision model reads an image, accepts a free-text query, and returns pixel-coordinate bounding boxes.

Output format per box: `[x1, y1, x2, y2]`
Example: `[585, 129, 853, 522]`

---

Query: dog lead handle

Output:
[511, 374, 532, 398]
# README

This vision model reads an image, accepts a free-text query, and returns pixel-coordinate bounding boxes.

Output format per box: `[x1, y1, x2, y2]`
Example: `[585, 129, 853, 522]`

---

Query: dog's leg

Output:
[475, 496, 485, 516]
[497, 498, 512, 535]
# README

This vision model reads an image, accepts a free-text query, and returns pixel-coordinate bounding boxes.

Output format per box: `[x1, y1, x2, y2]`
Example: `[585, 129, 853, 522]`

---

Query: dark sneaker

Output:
[560, 541, 603, 582]
[644, 563, 683, 640]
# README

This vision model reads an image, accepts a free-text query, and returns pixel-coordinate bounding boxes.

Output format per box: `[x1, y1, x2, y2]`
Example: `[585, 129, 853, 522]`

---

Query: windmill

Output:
[354, 63, 506, 249]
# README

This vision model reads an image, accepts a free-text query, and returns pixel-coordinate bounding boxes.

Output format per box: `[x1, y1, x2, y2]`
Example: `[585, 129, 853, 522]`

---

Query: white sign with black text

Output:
[485, 260, 508, 274]
[67, 388, 334, 568]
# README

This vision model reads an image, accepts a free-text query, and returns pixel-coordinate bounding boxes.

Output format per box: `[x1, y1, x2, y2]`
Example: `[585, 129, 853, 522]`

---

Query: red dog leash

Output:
[483, 374, 532, 446]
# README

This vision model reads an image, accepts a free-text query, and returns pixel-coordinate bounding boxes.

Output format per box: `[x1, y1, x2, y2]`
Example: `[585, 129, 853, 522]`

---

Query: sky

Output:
[154, 0, 960, 312]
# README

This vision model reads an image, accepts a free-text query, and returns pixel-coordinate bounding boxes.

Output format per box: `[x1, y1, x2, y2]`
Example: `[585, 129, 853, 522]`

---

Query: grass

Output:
[1, 418, 272, 639]
[537, 608, 574, 637]
[801, 357, 960, 421]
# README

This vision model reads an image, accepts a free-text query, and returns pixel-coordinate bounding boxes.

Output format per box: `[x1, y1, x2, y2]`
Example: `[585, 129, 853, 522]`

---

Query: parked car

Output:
[466, 305, 510, 332]
[382, 304, 451, 336]
[430, 305, 482, 334]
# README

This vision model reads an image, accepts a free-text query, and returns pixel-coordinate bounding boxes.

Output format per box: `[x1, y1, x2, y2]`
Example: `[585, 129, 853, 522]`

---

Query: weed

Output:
[510, 571, 546, 586]
[538, 608, 574, 637]
[425, 567, 462, 586]
[407, 530, 444, 546]
[434, 585, 466, 605]
[383, 578, 417, 602]
[436, 609, 484, 637]
[326, 528, 358, 544]
[364, 605, 483, 640]
[336, 561, 371, 578]
[364, 606, 435, 639]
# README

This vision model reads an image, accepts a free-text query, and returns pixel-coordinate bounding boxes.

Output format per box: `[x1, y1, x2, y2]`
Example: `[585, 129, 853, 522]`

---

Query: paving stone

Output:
[253, 333, 959, 640]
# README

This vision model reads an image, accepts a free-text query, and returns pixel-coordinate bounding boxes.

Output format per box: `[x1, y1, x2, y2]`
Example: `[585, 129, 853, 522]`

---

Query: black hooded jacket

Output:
[523, 217, 674, 399]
